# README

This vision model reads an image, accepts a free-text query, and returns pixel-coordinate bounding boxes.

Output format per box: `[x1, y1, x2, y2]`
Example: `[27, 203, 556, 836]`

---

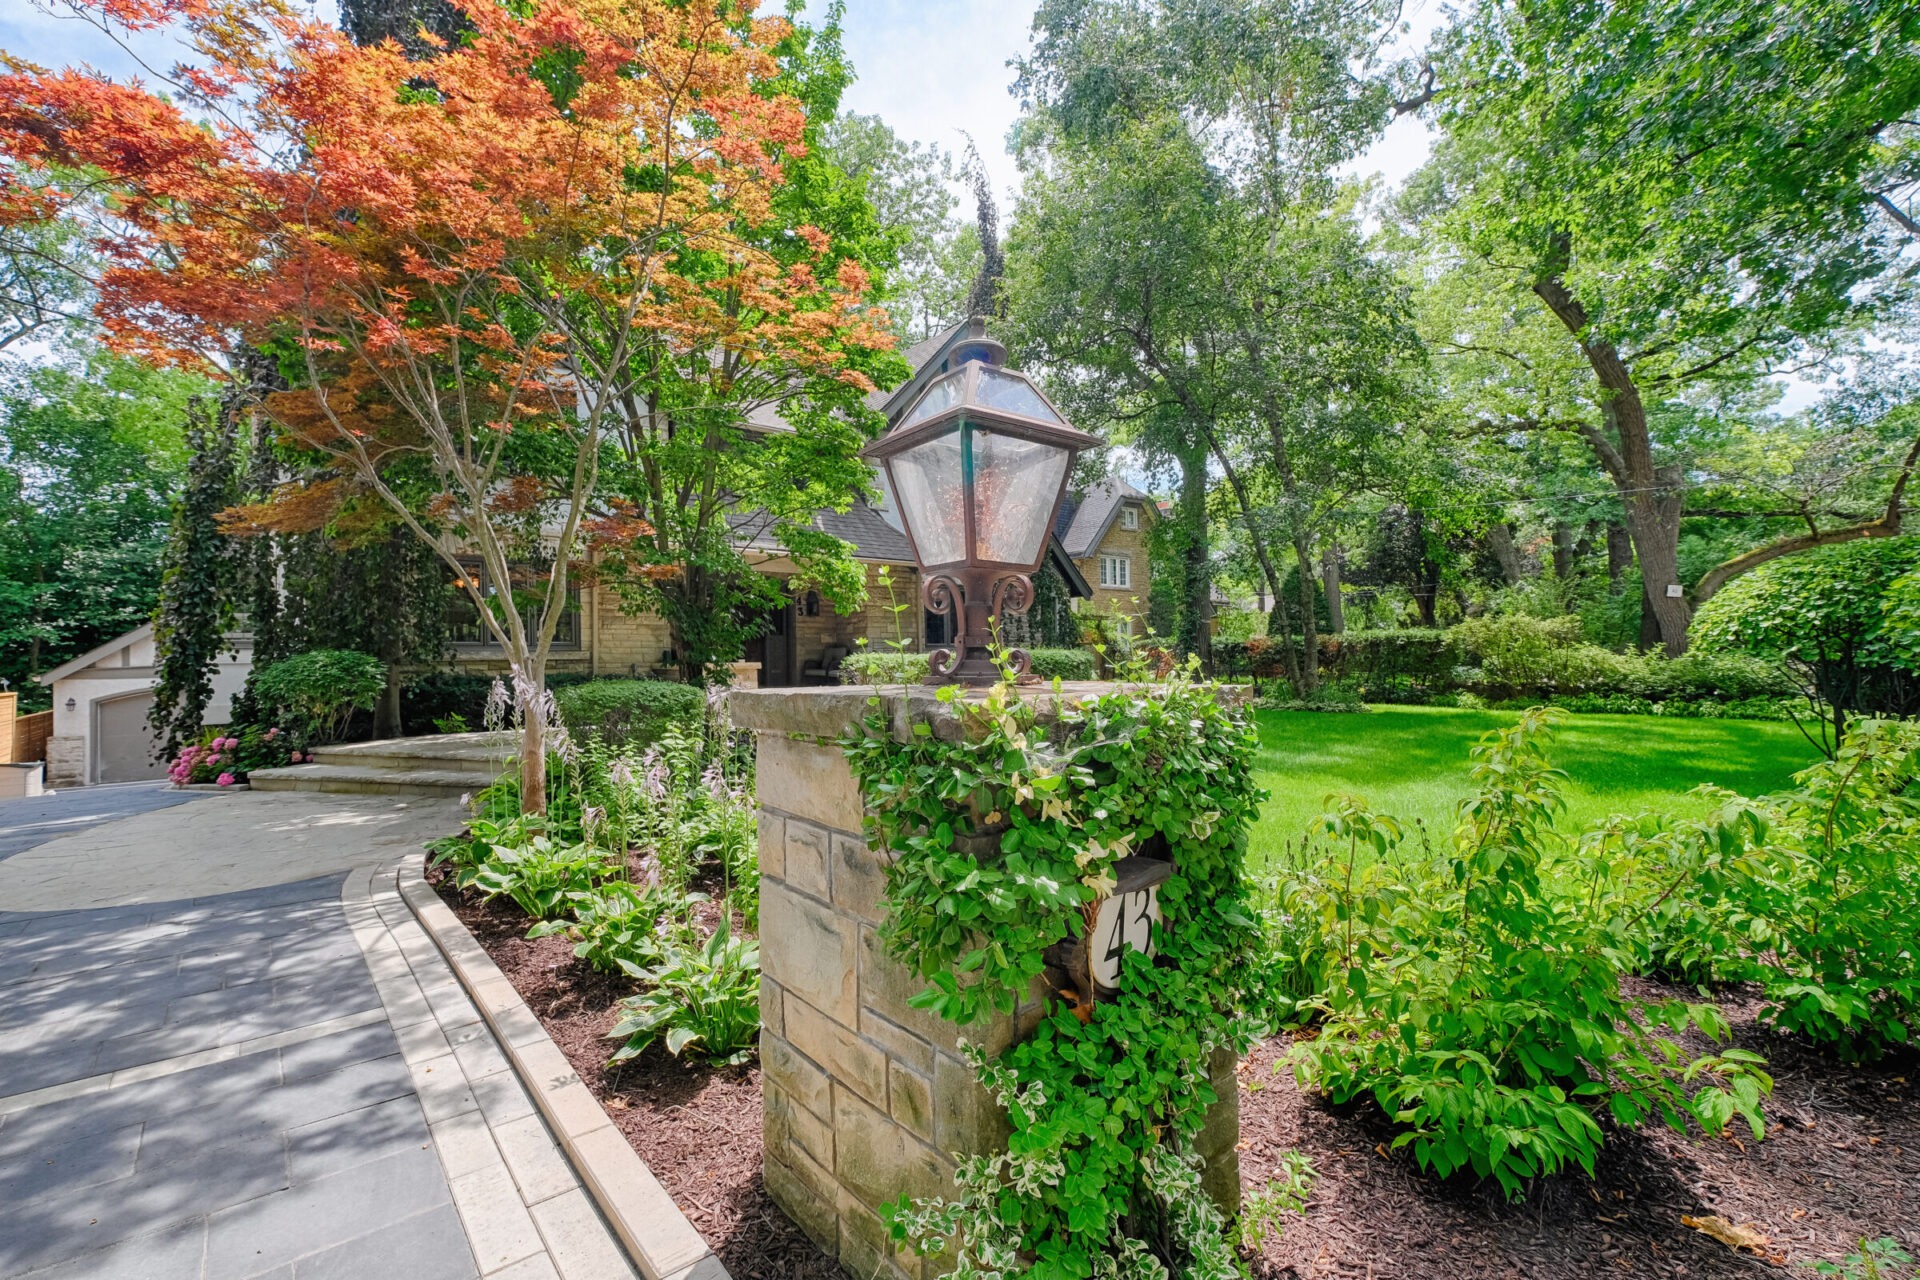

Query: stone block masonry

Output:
[734, 684, 1239, 1280]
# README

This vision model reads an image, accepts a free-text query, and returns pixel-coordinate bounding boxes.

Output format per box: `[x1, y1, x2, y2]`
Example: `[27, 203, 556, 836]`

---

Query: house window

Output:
[1099, 555, 1131, 589]
[1119, 505, 1139, 531]
[449, 561, 581, 650]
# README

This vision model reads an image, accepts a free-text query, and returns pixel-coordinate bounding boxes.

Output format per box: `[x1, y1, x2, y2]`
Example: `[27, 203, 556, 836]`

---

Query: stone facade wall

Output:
[45, 736, 84, 789]
[737, 685, 1239, 1279]
[1074, 512, 1152, 625]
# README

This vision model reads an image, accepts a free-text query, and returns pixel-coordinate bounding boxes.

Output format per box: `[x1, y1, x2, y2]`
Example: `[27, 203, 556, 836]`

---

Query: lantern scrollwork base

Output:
[919, 568, 1038, 686]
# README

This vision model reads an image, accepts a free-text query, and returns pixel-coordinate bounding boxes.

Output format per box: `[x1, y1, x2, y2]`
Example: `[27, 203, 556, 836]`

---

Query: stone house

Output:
[462, 317, 1155, 685]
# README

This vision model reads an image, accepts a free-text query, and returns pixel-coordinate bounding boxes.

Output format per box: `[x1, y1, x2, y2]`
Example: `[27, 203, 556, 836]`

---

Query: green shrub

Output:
[526, 880, 676, 974]
[608, 928, 760, 1064]
[1285, 711, 1773, 1197]
[1703, 719, 1920, 1058]
[461, 837, 610, 919]
[553, 678, 702, 748]
[1322, 629, 1458, 696]
[1024, 647, 1096, 680]
[839, 650, 929, 685]
[1453, 615, 1632, 696]
[251, 649, 385, 743]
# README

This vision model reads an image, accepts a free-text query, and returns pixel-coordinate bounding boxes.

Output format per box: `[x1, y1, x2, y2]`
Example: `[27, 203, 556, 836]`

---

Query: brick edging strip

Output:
[397, 853, 732, 1280]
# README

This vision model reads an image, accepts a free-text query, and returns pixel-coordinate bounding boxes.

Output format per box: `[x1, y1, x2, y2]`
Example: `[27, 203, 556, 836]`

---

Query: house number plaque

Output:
[1047, 855, 1175, 1003]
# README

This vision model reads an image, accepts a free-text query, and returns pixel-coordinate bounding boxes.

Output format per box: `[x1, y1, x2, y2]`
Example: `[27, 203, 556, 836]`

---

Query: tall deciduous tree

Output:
[0, 0, 894, 808]
[1422, 0, 1920, 653]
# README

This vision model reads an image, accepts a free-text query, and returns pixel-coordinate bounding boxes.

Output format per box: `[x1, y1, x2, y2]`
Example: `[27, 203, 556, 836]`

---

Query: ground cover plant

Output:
[844, 664, 1265, 1277]
[1251, 704, 1819, 860]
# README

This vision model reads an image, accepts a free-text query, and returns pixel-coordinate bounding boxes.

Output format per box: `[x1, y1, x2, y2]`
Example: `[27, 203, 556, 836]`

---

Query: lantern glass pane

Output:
[889, 428, 967, 565]
[971, 427, 1069, 565]
[975, 367, 1064, 423]
[901, 370, 965, 428]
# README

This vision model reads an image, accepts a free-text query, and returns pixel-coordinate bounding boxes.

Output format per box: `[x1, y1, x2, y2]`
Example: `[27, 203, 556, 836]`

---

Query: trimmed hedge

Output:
[838, 647, 1098, 686]
[399, 671, 590, 736]
[552, 678, 703, 747]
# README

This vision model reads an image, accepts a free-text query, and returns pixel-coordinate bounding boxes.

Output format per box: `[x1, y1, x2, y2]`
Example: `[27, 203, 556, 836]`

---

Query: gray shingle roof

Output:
[1060, 477, 1151, 558]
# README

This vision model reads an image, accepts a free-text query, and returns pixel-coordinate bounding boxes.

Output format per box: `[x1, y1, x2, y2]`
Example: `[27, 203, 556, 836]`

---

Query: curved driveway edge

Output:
[395, 854, 730, 1280]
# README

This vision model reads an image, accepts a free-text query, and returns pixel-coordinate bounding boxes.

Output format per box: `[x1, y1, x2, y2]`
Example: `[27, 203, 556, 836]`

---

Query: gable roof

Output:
[1060, 477, 1153, 559]
[36, 623, 155, 685]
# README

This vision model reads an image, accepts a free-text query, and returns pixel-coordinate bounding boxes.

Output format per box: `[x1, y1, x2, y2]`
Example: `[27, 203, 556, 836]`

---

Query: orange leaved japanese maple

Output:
[0, 0, 896, 809]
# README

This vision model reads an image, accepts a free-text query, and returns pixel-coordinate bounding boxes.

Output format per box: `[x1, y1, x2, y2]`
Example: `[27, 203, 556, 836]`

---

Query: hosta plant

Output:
[461, 838, 609, 920]
[526, 881, 679, 975]
[1288, 710, 1773, 1198]
[608, 928, 760, 1065]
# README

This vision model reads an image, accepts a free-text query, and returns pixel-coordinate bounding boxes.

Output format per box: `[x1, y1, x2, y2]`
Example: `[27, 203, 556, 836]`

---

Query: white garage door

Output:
[95, 692, 168, 784]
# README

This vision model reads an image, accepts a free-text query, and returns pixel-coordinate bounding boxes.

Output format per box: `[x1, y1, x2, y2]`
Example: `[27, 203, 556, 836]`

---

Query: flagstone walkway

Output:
[0, 787, 639, 1280]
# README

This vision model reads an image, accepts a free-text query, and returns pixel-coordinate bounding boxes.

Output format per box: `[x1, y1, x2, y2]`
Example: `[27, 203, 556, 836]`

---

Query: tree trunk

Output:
[1487, 523, 1524, 587]
[1293, 535, 1320, 692]
[1322, 542, 1346, 635]
[1638, 584, 1662, 652]
[1533, 268, 1692, 655]
[516, 663, 548, 814]
[1176, 439, 1212, 663]
[1606, 523, 1632, 592]
[375, 657, 402, 739]
[1551, 521, 1576, 580]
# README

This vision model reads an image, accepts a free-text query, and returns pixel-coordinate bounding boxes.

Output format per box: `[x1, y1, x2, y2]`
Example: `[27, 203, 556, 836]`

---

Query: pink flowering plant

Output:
[167, 723, 307, 786]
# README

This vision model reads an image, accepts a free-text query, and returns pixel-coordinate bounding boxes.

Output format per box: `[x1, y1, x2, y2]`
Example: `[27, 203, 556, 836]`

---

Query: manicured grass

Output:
[1250, 704, 1823, 866]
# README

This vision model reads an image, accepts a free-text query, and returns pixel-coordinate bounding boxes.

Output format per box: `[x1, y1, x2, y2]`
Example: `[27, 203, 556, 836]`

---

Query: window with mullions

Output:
[1098, 554, 1131, 589]
[448, 561, 580, 649]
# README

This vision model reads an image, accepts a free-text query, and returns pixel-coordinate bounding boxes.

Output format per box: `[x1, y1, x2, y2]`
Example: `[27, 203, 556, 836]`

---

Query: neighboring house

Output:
[37, 624, 253, 787]
[39, 319, 1158, 783]
[1055, 476, 1156, 631]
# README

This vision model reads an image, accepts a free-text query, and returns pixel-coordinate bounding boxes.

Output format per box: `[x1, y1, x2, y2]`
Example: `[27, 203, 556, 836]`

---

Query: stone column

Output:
[732, 684, 1240, 1280]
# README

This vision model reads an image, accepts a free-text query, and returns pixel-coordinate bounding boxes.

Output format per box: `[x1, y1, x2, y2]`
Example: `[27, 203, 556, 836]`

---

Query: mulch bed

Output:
[434, 870, 1918, 1279]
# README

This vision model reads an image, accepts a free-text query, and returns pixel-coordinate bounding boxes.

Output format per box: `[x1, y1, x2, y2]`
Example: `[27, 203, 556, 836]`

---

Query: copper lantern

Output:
[865, 339, 1101, 684]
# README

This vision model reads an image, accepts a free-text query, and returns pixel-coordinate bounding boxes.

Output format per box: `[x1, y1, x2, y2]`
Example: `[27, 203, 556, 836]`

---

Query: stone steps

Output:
[246, 763, 494, 797]
[248, 732, 517, 798]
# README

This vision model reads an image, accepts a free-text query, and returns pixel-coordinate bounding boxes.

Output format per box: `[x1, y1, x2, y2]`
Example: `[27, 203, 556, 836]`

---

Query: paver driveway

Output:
[0, 787, 637, 1280]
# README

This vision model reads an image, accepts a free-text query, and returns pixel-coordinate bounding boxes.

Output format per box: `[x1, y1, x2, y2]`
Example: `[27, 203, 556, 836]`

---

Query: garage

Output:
[93, 691, 166, 783]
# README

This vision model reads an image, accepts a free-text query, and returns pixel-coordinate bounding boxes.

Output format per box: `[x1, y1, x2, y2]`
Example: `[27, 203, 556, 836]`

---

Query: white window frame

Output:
[1099, 554, 1131, 589]
[1119, 505, 1139, 531]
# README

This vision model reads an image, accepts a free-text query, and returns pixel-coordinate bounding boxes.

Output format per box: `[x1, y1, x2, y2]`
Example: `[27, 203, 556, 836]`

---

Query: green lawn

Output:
[1250, 705, 1822, 866]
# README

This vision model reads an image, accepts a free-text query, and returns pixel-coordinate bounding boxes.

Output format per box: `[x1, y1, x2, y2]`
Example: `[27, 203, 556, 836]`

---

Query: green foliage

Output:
[552, 679, 704, 750]
[607, 928, 761, 1065]
[461, 837, 609, 920]
[249, 649, 385, 743]
[1807, 1238, 1918, 1280]
[1320, 629, 1456, 698]
[1698, 538, 1920, 745]
[844, 671, 1266, 1274]
[1024, 647, 1098, 682]
[0, 345, 203, 705]
[839, 649, 930, 685]
[1236, 1152, 1315, 1252]
[1681, 720, 1920, 1058]
[148, 397, 239, 760]
[526, 880, 675, 976]
[1285, 712, 1773, 1198]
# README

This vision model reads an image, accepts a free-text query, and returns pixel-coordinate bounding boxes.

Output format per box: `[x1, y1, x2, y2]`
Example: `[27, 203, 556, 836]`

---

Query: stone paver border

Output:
[343, 860, 645, 1280]
[395, 853, 730, 1280]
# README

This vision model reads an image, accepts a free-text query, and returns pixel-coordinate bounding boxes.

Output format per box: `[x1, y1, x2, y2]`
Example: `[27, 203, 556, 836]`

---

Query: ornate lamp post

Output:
[865, 339, 1101, 684]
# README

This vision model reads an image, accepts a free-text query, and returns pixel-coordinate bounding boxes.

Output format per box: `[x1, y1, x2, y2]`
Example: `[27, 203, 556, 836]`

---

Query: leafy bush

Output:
[608, 928, 760, 1064]
[1024, 646, 1097, 681]
[250, 649, 385, 743]
[167, 722, 308, 785]
[553, 678, 703, 748]
[460, 837, 609, 919]
[1452, 614, 1633, 696]
[839, 649, 929, 685]
[1697, 537, 1920, 748]
[399, 671, 589, 736]
[1321, 628, 1458, 697]
[1697, 719, 1920, 1058]
[1285, 712, 1773, 1197]
[526, 880, 676, 974]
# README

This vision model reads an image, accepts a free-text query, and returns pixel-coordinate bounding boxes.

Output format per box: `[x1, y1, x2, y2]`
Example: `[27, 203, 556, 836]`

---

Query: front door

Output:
[756, 599, 797, 687]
